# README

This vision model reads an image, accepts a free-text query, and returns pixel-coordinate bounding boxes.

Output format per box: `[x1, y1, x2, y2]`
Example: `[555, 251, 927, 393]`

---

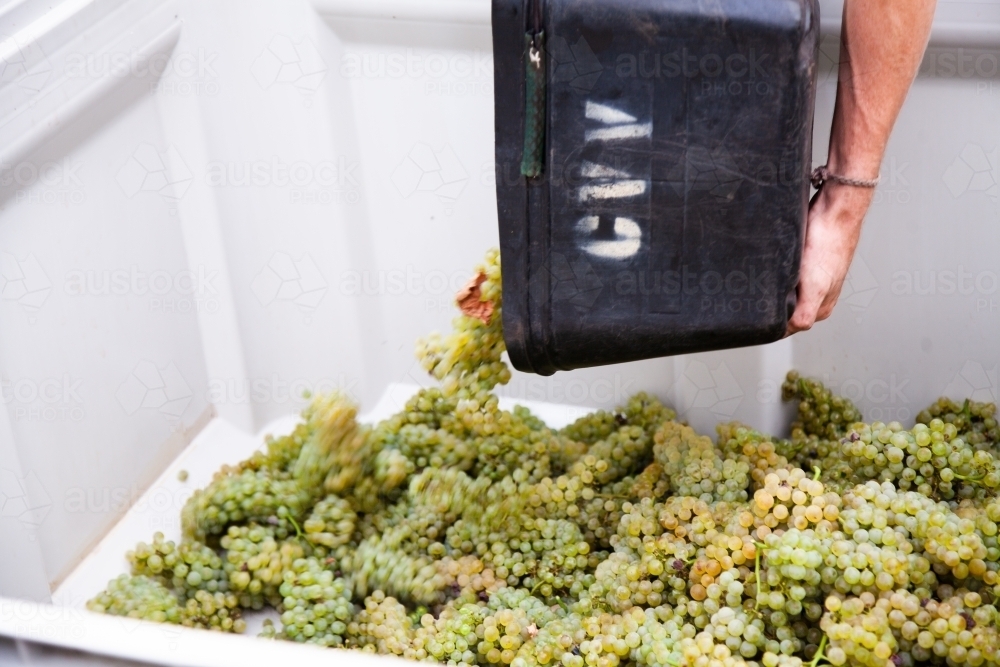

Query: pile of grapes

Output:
[88, 249, 1000, 667]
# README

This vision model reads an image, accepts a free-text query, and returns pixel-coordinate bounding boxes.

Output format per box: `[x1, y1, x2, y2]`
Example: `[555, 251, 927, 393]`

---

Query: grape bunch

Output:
[87, 249, 1000, 667]
[917, 397, 999, 452]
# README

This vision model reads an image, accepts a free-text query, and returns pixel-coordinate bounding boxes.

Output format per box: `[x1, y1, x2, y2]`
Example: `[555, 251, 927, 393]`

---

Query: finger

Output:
[786, 282, 825, 335]
[815, 280, 847, 322]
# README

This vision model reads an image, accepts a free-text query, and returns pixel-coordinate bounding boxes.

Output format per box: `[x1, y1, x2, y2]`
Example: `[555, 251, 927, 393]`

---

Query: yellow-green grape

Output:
[346, 590, 416, 656]
[303, 494, 357, 554]
[412, 598, 488, 664]
[180, 468, 312, 539]
[561, 410, 620, 445]
[180, 589, 244, 632]
[220, 523, 304, 609]
[239, 420, 314, 473]
[128, 533, 229, 600]
[87, 574, 182, 624]
[85, 247, 1000, 667]
[278, 556, 354, 646]
[917, 397, 999, 451]
[841, 420, 1000, 500]
[294, 390, 367, 496]
[655, 422, 750, 503]
[782, 371, 862, 439]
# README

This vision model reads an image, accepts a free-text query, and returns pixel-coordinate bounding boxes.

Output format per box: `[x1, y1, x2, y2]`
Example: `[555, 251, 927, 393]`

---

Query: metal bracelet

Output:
[810, 165, 880, 190]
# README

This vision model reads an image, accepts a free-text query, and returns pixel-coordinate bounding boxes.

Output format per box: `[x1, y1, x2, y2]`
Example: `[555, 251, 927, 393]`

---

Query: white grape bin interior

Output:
[1, 0, 999, 665]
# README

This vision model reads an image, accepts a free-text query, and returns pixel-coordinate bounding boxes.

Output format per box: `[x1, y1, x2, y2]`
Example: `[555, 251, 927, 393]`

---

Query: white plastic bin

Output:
[1, 0, 999, 664]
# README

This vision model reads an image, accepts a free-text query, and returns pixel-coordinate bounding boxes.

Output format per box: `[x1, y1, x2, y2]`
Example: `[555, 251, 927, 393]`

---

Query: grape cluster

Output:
[86, 573, 247, 632]
[655, 422, 750, 503]
[303, 493, 357, 556]
[346, 590, 415, 656]
[86, 574, 182, 624]
[917, 397, 999, 452]
[840, 419, 1000, 500]
[88, 250, 1000, 667]
[220, 523, 304, 608]
[782, 371, 862, 439]
[128, 532, 229, 599]
[180, 468, 312, 540]
[277, 556, 354, 646]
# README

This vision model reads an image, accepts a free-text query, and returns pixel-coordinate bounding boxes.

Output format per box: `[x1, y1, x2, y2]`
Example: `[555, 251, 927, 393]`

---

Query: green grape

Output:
[916, 397, 999, 452]
[346, 590, 416, 656]
[128, 533, 229, 600]
[277, 556, 354, 646]
[220, 523, 305, 608]
[86, 249, 1000, 667]
[303, 494, 357, 555]
[180, 468, 312, 539]
[655, 422, 750, 503]
[87, 574, 182, 624]
[87, 574, 246, 632]
[781, 371, 862, 440]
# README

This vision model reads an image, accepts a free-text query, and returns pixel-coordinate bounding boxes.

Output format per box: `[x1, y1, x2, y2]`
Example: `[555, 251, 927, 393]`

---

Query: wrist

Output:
[811, 179, 874, 226]
[826, 130, 883, 184]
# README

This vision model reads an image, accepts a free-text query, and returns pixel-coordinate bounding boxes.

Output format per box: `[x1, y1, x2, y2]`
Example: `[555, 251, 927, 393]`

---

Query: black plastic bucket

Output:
[492, 0, 820, 375]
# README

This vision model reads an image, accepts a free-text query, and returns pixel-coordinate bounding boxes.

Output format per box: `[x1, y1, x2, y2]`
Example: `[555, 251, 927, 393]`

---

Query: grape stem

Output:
[812, 466, 822, 481]
[807, 635, 829, 667]
[753, 542, 767, 610]
[287, 514, 304, 540]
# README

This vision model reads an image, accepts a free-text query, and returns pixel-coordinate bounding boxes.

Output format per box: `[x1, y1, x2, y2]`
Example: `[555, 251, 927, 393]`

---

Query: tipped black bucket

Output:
[493, 0, 820, 375]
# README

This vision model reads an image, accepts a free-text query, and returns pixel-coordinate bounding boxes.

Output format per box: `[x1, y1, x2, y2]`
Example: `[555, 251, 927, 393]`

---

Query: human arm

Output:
[787, 0, 938, 334]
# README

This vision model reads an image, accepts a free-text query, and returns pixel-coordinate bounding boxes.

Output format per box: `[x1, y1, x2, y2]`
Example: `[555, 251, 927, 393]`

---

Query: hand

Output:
[786, 183, 875, 335]
[784, 0, 936, 333]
